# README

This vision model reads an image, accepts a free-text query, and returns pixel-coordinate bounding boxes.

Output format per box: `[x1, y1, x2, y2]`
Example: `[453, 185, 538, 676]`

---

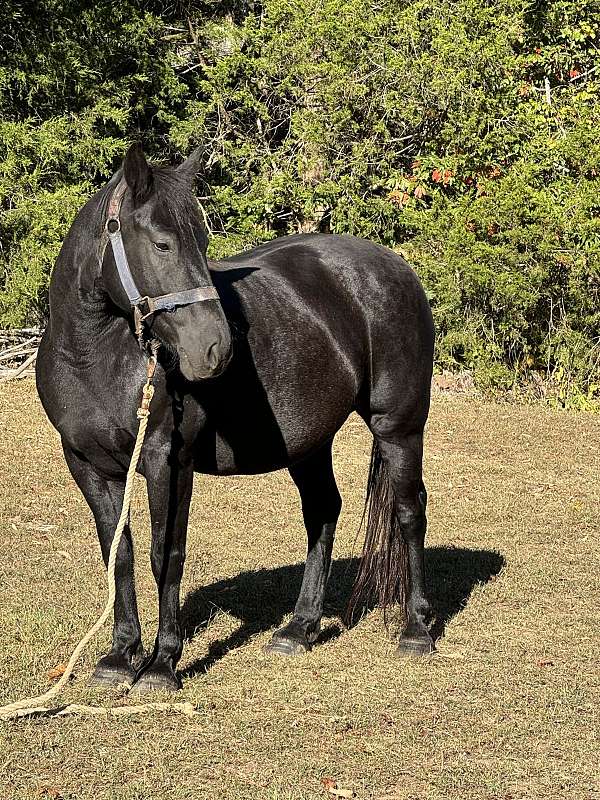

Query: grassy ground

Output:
[0, 380, 598, 800]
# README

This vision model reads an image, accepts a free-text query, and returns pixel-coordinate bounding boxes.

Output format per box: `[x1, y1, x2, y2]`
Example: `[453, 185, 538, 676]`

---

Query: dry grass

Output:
[0, 380, 598, 800]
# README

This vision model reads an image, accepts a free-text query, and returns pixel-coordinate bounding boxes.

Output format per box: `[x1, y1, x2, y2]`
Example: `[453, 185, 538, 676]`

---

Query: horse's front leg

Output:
[62, 443, 144, 688]
[131, 452, 193, 693]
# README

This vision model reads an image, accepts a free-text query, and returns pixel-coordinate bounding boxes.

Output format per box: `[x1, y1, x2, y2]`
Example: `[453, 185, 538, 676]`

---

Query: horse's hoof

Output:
[396, 634, 435, 658]
[89, 654, 137, 689]
[264, 634, 311, 657]
[130, 664, 182, 694]
[264, 618, 319, 657]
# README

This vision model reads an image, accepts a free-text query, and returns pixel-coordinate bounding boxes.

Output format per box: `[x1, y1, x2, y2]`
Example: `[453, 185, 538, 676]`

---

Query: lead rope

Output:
[0, 356, 198, 722]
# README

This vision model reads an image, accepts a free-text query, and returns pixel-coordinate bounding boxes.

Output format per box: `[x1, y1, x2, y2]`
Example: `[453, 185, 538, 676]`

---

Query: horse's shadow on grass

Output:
[179, 546, 505, 678]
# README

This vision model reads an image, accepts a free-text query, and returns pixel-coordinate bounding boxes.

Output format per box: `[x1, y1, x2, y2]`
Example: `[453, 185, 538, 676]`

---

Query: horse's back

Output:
[218, 233, 419, 290]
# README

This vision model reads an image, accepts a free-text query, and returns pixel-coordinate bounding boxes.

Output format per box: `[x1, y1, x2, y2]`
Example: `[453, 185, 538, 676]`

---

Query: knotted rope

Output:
[0, 359, 198, 722]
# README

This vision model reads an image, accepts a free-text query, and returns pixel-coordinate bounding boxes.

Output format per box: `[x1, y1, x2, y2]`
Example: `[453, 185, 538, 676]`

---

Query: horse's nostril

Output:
[206, 341, 220, 369]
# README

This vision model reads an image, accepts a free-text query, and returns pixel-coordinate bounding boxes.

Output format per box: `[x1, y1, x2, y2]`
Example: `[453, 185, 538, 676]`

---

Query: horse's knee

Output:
[150, 540, 185, 582]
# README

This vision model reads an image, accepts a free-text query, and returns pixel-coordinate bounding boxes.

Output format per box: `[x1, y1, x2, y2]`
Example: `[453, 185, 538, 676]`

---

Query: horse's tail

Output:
[346, 439, 408, 626]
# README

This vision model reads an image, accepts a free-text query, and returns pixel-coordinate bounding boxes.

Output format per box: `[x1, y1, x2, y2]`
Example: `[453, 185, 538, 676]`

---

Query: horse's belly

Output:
[192, 384, 354, 476]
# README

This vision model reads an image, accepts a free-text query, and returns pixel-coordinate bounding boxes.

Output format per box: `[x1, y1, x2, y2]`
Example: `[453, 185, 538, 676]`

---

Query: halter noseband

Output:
[102, 177, 220, 345]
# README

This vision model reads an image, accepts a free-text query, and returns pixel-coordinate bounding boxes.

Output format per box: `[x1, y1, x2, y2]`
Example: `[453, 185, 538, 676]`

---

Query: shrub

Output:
[1, 0, 598, 406]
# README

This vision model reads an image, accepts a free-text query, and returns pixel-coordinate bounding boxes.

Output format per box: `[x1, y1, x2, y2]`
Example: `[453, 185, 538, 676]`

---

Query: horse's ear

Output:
[123, 143, 153, 205]
[177, 147, 205, 182]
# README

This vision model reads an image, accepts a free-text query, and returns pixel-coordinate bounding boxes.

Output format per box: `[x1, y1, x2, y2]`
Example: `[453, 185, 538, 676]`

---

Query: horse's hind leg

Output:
[265, 441, 341, 656]
[376, 434, 434, 656]
[62, 444, 143, 687]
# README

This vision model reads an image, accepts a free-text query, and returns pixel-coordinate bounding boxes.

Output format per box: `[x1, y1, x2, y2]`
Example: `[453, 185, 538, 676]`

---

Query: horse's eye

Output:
[153, 241, 170, 252]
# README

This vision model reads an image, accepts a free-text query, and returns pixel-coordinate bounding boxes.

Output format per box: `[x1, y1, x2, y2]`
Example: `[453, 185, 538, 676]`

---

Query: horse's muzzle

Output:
[177, 332, 232, 381]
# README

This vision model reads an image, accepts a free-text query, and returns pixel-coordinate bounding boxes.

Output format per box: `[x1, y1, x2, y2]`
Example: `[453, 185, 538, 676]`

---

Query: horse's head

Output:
[102, 144, 232, 381]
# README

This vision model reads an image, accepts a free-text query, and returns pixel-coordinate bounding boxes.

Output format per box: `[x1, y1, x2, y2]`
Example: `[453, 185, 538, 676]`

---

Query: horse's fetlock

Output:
[408, 595, 431, 622]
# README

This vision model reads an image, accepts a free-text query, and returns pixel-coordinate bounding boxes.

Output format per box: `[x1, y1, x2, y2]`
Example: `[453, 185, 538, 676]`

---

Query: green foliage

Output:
[1, 0, 598, 406]
[0, 0, 187, 324]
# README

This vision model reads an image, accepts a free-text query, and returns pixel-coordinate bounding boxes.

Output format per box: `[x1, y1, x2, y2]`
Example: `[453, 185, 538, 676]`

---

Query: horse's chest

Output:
[39, 362, 142, 476]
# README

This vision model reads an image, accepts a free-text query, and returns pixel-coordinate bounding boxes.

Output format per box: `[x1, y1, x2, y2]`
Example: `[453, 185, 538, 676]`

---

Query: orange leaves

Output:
[47, 663, 67, 681]
[431, 168, 453, 185]
[36, 788, 64, 799]
[387, 189, 410, 206]
[464, 220, 499, 237]
[388, 175, 428, 207]
[388, 163, 458, 207]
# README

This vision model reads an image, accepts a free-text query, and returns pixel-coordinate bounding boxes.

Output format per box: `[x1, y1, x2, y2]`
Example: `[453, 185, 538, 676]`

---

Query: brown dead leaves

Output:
[36, 787, 64, 799]
[47, 663, 73, 682]
[321, 777, 355, 798]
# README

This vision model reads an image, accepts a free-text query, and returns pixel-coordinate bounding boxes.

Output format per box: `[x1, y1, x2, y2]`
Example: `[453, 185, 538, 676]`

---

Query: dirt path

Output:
[0, 381, 598, 800]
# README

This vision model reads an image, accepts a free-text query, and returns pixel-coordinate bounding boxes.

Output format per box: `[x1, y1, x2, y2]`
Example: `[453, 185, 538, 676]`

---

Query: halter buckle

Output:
[106, 217, 121, 234]
[136, 296, 155, 321]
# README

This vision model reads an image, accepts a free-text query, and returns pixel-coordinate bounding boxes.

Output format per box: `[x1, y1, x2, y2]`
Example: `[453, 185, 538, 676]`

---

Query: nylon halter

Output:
[102, 177, 220, 346]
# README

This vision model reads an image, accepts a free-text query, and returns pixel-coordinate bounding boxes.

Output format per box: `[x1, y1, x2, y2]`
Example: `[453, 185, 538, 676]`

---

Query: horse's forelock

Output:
[151, 167, 204, 247]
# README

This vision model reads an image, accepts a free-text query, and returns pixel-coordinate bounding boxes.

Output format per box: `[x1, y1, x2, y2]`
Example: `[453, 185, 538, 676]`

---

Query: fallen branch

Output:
[0, 347, 37, 363]
[0, 351, 38, 383]
[0, 329, 42, 382]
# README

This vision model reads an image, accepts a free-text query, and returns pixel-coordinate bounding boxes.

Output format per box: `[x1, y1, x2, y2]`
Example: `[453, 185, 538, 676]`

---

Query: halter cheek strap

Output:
[102, 177, 220, 341]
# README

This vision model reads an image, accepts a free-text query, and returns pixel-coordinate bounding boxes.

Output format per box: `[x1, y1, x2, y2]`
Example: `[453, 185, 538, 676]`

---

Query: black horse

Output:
[36, 145, 435, 693]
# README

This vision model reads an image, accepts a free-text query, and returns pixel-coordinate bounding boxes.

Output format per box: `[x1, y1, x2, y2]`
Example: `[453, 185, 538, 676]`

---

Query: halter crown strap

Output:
[103, 177, 219, 338]
[106, 219, 143, 306]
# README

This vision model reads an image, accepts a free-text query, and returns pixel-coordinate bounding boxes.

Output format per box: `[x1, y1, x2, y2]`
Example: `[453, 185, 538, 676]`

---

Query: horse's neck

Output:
[50, 291, 119, 358]
[46, 190, 125, 363]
